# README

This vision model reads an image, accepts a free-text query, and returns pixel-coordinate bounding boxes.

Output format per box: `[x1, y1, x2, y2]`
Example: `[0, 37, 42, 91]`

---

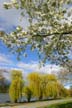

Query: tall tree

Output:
[0, 69, 9, 93]
[0, 0, 71, 70]
[27, 72, 42, 100]
[57, 68, 72, 86]
[23, 86, 33, 102]
[9, 70, 24, 103]
[27, 72, 65, 99]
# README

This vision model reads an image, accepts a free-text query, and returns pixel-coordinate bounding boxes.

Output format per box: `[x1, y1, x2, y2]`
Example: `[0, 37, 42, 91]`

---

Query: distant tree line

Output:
[8, 70, 72, 103]
[0, 70, 9, 93]
[0, 70, 72, 102]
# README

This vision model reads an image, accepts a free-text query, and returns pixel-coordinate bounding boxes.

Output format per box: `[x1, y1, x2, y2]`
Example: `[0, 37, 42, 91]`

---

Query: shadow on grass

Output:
[0, 97, 65, 105]
[18, 97, 62, 104]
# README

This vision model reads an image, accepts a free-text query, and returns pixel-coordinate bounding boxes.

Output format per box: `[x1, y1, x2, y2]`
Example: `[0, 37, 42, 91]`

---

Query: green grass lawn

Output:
[43, 101, 72, 108]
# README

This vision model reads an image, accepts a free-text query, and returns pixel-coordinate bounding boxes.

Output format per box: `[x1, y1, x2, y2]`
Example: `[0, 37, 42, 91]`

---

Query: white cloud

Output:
[0, 53, 12, 64]
[17, 61, 62, 74]
[0, 54, 62, 79]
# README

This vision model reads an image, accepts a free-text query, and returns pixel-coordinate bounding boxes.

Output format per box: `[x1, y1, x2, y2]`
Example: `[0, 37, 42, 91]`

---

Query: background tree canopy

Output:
[0, 0, 72, 71]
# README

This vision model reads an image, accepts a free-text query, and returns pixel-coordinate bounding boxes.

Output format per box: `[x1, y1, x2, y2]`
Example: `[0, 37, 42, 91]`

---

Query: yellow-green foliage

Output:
[9, 70, 23, 102]
[27, 72, 42, 99]
[27, 73, 67, 99]
[23, 86, 32, 102]
[9, 71, 69, 102]
[45, 74, 67, 98]
[40, 74, 57, 98]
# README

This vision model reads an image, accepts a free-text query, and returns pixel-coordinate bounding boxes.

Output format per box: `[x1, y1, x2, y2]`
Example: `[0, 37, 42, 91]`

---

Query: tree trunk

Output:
[15, 99, 17, 103]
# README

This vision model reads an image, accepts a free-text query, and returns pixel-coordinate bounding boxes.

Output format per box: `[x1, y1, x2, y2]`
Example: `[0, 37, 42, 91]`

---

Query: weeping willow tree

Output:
[23, 86, 33, 102]
[9, 70, 24, 103]
[0, 0, 72, 71]
[27, 72, 42, 100]
[27, 72, 67, 99]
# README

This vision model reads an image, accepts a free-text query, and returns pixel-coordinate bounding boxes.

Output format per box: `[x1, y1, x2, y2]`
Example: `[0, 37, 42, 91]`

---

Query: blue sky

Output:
[0, 0, 72, 82]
